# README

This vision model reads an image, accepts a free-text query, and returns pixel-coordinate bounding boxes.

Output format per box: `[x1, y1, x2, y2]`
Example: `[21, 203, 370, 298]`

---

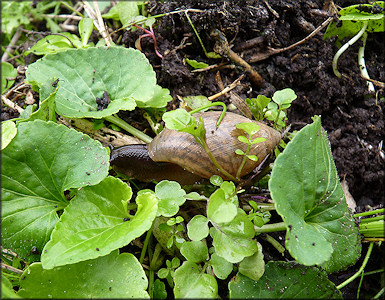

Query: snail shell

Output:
[148, 111, 281, 180]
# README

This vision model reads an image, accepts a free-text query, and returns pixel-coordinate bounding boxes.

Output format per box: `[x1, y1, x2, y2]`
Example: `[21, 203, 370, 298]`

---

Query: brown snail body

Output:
[110, 111, 281, 184]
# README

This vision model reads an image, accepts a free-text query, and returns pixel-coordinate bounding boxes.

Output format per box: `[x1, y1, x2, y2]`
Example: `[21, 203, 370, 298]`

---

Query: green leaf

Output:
[269, 116, 361, 272]
[211, 210, 257, 263]
[246, 154, 258, 161]
[185, 58, 209, 69]
[116, 1, 140, 27]
[236, 122, 261, 136]
[1, 120, 17, 150]
[153, 279, 167, 299]
[207, 189, 238, 224]
[238, 135, 249, 144]
[187, 215, 209, 241]
[180, 241, 208, 263]
[324, 2, 385, 43]
[229, 261, 342, 299]
[19, 84, 57, 123]
[26, 47, 171, 118]
[155, 180, 186, 217]
[162, 108, 194, 130]
[1, 62, 17, 91]
[238, 242, 264, 281]
[41, 177, 157, 268]
[235, 149, 245, 156]
[183, 95, 211, 111]
[272, 88, 297, 106]
[18, 250, 149, 298]
[79, 18, 94, 47]
[174, 261, 218, 298]
[209, 253, 233, 280]
[24, 33, 80, 56]
[1, 120, 109, 261]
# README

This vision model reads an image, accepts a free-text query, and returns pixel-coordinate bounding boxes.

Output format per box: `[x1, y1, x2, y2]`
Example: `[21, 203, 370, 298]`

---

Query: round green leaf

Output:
[155, 180, 186, 217]
[18, 250, 149, 298]
[187, 215, 209, 241]
[209, 253, 233, 280]
[174, 261, 218, 298]
[229, 261, 342, 299]
[180, 241, 208, 263]
[238, 242, 265, 281]
[1, 120, 109, 261]
[1, 61, 17, 91]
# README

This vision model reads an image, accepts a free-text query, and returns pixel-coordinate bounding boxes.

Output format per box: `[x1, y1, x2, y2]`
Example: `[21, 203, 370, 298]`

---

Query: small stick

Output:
[208, 74, 245, 101]
[248, 16, 333, 63]
[1, 262, 23, 275]
[2, 95, 24, 113]
[1, 27, 23, 62]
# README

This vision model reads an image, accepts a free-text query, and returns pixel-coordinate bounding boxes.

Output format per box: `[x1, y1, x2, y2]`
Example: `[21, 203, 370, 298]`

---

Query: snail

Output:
[110, 111, 281, 185]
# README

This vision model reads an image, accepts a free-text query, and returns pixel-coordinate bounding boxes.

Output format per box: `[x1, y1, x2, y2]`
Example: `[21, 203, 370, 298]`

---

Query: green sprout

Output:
[324, 1, 385, 92]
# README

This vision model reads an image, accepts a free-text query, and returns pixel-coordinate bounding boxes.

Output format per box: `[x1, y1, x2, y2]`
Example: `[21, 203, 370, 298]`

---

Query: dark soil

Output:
[2, 0, 384, 298]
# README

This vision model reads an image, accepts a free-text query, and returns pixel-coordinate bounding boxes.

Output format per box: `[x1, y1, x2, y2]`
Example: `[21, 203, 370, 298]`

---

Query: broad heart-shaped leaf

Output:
[155, 180, 186, 217]
[25, 47, 172, 118]
[174, 261, 218, 298]
[1, 120, 109, 262]
[228, 261, 342, 299]
[41, 176, 157, 269]
[269, 116, 361, 273]
[18, 250, 149, 298]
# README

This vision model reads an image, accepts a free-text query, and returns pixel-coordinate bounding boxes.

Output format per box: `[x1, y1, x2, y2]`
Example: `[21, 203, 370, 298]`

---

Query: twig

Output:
[1, 27, 23, 62]
[21, 28, 77, 48]
[82, 1, 112, 46]
[1, 262, 23, 275]
[41, 14, 82, 21]
[208, 74, 245, 101]
[2, 95, 24, 113]
[248, 16, 333, 63]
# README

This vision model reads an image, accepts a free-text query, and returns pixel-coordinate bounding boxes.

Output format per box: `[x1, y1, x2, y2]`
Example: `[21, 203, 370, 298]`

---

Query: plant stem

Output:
[337, 242, 374, 290]
[332, 21, 368, 78]
[184, 11, 209, 57]
[263, 234, 286, 254]
[189, 101, 227, 127]
[139, 223, 153, 264]
[200, 140, 239, 182]
[254, 221, 286, 233]
[358, 31, 375, 92]
[354, 208, 384, 218]
[236, 142, 251, 180]
[273, 106, 282, 129]
[104, 115, 153, 143]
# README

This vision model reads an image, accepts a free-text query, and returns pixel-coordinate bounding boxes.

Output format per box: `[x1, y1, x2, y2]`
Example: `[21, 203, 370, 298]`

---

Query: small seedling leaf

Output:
[269, 116, 361, 273]
[174, 261, 218, 298]
[207, 188, 237, 224]
[187, 215, 210, 241]
[185, 58, 209, 69]
[155, 180, 186, 217]
[180, 241, 208, 263]
[272, 88, 297, 106]
[211, 211, 257, 263]
[238, 242, 265, 281]
[235, 149, 245, 156]
[78, 18, 94, 47]
[246, 154, 258, 162]
[1, 61, 17, 91]
[41, 177, 157, 268]
[229, 261, 342, 299]
[18, 250, 149, 298]
[209, 252, 233, 280]
[163, 108, 194, 130]
[1, 120, 109, 262]
[237, 135, 249, 144]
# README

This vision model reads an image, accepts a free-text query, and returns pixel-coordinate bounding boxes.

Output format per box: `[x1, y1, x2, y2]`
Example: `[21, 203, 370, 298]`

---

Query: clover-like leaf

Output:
[174, 261, 218, 298]
[41, 176, 157, 269]
[155, 180, 186, 217]
[269, 116, 361, 273]
[1, 120, 109, 261]
[180, 241, 208, 263]
[18, 250, 149, 298]
[229, 261, 342, 299]
[26, 47, 171, 118]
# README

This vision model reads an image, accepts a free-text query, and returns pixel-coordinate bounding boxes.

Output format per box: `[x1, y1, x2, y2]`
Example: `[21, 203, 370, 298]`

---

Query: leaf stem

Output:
[337, 242, 374, 290]
[354, 208, 384, 218]
[263, 234, 286, 254]
[189, 101, 227, 127]
[254, 221, 286, 233]
[358, 31, 375, 92]
[184, 11, 209, 57]
[332, 21, 368, 78]
[139, 223, 153, 264]
[104, 115, 153, 144]
[236, 142, 251, 180]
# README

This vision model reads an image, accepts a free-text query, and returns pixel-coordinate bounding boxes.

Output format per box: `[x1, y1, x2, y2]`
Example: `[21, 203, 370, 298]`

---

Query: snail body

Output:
[110, 111, 281, 184]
